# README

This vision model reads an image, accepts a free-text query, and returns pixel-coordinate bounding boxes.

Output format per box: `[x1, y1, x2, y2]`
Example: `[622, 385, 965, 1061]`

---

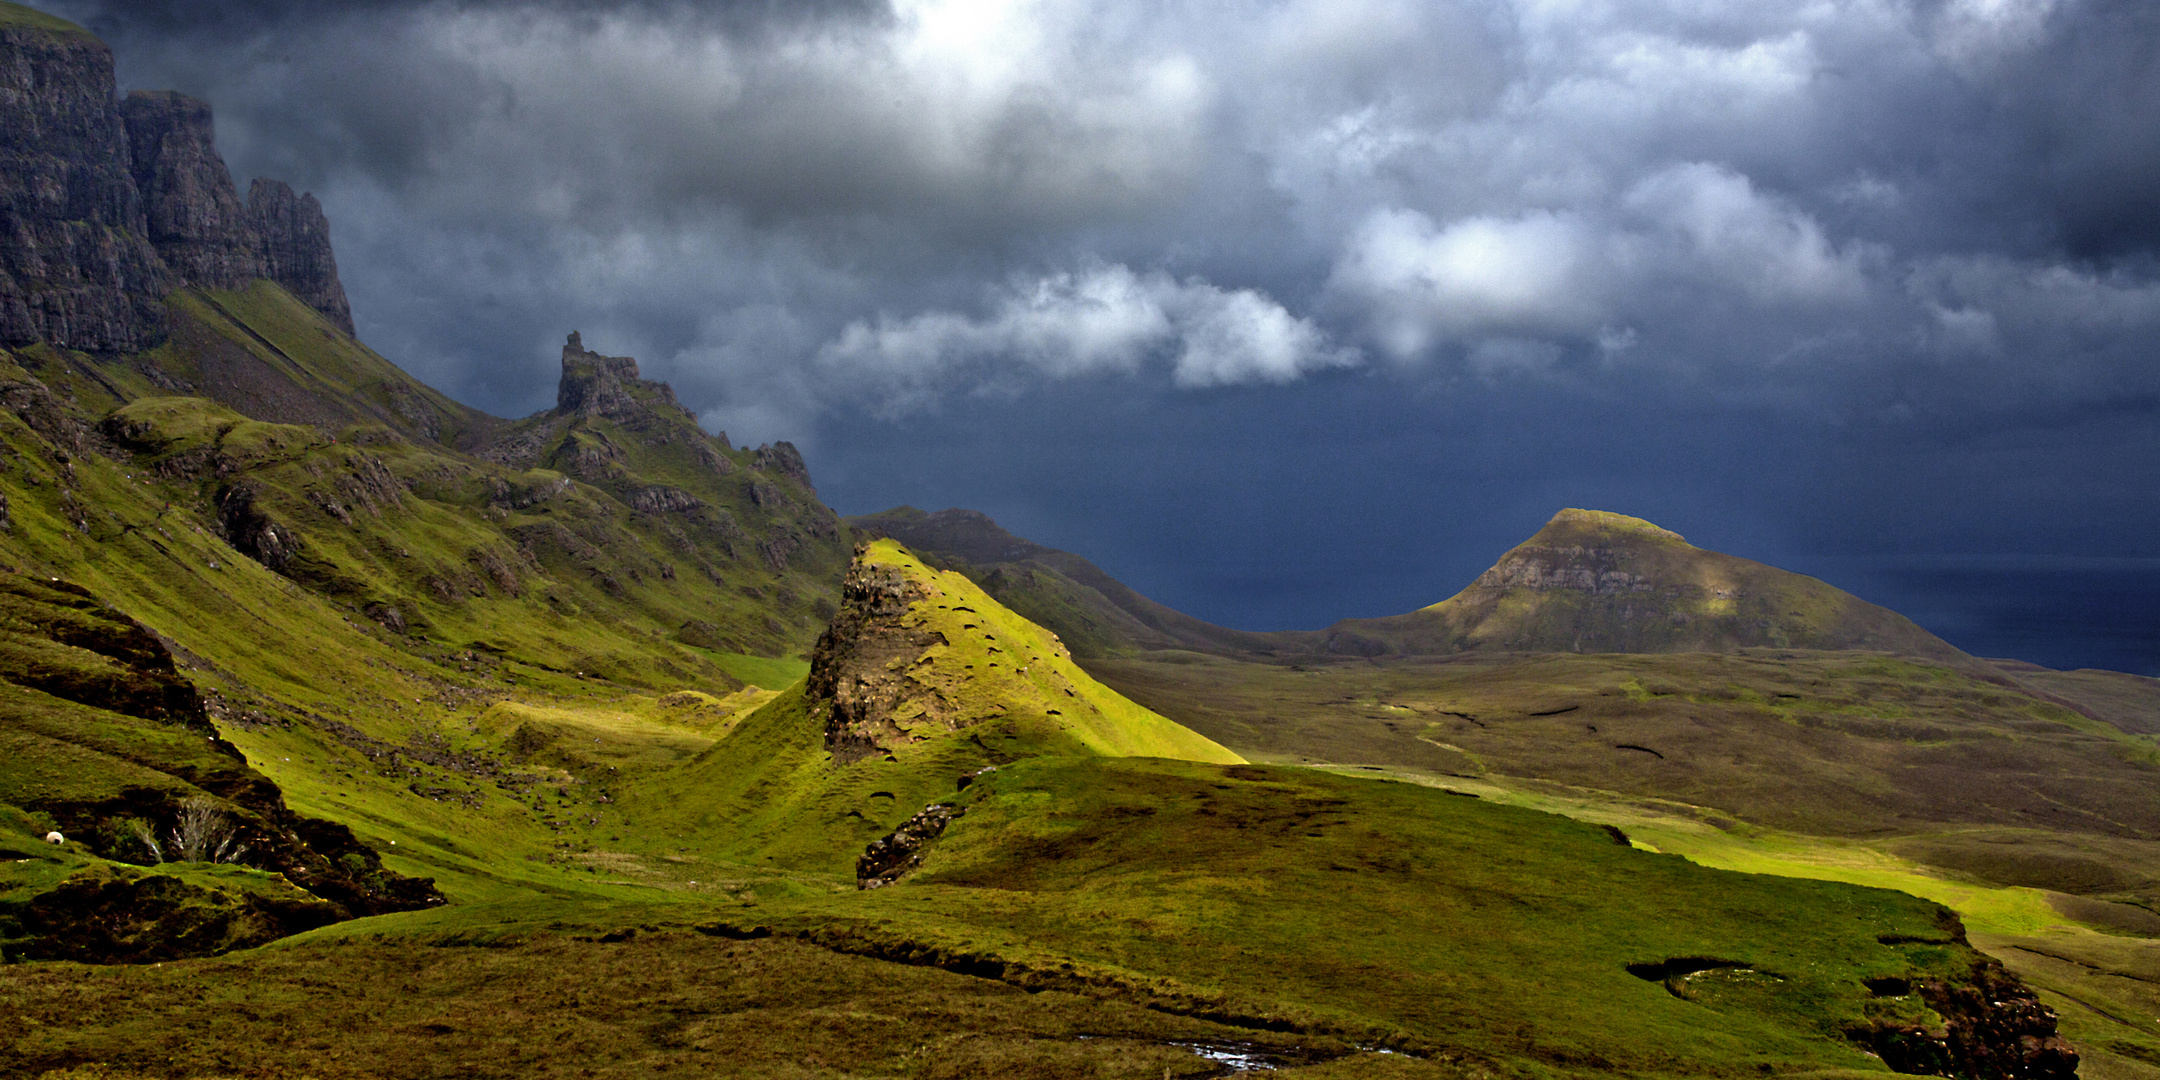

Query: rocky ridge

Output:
[808, 547, 956, 764]
[0, 7, 351, 353]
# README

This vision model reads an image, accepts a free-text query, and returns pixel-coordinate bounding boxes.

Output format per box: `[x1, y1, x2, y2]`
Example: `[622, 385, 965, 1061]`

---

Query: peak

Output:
[555, 333, 654, 416]
[807, 540, 1240, 766]
[1535, 508, 1688, 546]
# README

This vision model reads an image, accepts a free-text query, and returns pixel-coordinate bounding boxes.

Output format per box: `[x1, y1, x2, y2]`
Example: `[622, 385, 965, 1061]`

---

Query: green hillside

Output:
[0, 1, 89, 36]
[625, 538, 1240, 876]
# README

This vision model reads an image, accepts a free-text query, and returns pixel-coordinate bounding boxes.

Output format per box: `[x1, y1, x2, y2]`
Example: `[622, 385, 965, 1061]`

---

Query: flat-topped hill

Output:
[1307, 508, 1969, 660]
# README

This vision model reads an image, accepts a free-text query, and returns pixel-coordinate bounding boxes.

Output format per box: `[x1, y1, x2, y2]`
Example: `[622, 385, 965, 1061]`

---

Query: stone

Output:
[0, 19, 356, 353]
[0, 22, 168, 352]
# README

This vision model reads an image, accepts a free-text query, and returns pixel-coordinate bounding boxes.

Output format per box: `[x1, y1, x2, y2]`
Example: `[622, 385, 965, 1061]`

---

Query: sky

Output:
[42, 0, 2160, 673]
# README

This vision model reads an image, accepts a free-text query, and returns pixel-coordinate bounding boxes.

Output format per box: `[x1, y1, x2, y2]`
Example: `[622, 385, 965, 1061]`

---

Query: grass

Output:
[845, 541, 1243, 764]
[1091, 649, 2160, 884]
[0, 1, 93, 37]
[2, 931, 1415, 1080]
[0, 749, 2017, 1078]
[705, 652, 810, 690]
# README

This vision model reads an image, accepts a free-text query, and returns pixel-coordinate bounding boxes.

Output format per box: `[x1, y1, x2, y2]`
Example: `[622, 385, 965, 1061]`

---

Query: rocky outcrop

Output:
[555, 330, 693, 423]
[0, 21, 167, 352]
[0, 16, 354, 353]
[216, 480, 301, 572]
[243, 178, 351, 333]
[11, 862, 344, 964]
[808, 547, 954, 764]
[121, 91, 255, 289]
[119, 91, 354, 335]
[1862, 956, 2078, 1079]
[858, 802, 963, 889]
[753, 441, 814, 493]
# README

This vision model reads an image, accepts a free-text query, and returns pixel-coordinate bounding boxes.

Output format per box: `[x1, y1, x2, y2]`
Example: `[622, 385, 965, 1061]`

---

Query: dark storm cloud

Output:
[42, 0, 2160, 439]
[23, 0, 2160, 666]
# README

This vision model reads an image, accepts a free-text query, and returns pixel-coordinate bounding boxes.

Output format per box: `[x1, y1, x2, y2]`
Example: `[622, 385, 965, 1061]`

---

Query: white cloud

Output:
[1624, 162, 1870, 303]
[1329, 207, 1605, 359]
[816, 263, 1355, 401]
[1932, 0, 2063, 73]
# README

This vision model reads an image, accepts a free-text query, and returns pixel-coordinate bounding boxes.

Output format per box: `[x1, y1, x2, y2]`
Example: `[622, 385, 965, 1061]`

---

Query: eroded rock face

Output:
[753, 441, 814, 492]
[1920, 961, 2078, 1080]
[0, 22, 354, 352]
[216, 481, 301, 572]
[807, 550, 954, 764]
[14, 862, 344, 964]
[245, 178, 352, 334]
[556, 331, 648, 418]
[0, 24, 168, 352]
[1475, 546, 1658, 596]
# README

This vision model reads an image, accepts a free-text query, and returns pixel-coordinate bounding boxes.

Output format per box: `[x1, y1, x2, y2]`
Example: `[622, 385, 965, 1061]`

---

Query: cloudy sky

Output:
[45, 0, 2160, 671]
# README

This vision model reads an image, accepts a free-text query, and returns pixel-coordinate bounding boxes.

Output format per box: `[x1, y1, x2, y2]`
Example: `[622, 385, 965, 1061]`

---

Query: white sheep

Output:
[44, 831, 64, 845]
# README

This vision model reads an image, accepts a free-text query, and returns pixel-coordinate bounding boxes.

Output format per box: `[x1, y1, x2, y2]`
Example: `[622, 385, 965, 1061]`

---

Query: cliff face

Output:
[0, 21, 168, 352]
[0, 14, 354, 352]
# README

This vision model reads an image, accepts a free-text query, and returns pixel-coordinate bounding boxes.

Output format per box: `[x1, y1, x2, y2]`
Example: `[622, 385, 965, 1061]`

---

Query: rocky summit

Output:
[805, 538, 1240, 766]
[0, 4, 349, 352]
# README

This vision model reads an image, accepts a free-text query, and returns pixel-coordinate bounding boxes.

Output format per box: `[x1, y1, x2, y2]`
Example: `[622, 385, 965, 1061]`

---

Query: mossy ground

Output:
[2, 751, 1995, 1079]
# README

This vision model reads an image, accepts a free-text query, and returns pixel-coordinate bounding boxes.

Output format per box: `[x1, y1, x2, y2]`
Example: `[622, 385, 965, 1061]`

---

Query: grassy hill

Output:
[1298, 509, 1969, 661]
[623, 538, 1240, 877]
[0, 506, 2088, 1077]
[851, 506, 1974, 666]
[0, 281, 852, 931]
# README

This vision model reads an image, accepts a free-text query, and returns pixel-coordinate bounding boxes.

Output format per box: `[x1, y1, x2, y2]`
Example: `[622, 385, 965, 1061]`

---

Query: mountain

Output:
[847, 506, 1288, 657]
[1308, 508, 1970, 661]
[626, 538, 1241, 877]
[0, 572, 437, 963]
[0, 4, 350, 351]
[0, 1, 849, 958]
[852, 504, 1972, 665]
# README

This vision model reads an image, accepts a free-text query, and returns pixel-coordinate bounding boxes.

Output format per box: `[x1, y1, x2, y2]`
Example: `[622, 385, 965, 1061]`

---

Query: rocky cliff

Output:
[0, 6, 352, 353]
[0, 13, 166, 352]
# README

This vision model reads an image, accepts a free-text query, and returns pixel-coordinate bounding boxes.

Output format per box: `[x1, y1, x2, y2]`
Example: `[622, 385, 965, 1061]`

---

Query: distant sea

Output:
[1795, 556, 2160, 677]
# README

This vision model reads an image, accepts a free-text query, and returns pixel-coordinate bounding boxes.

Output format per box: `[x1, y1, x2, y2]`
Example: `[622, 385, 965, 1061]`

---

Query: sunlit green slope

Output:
[631, 539, 1239, 875]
